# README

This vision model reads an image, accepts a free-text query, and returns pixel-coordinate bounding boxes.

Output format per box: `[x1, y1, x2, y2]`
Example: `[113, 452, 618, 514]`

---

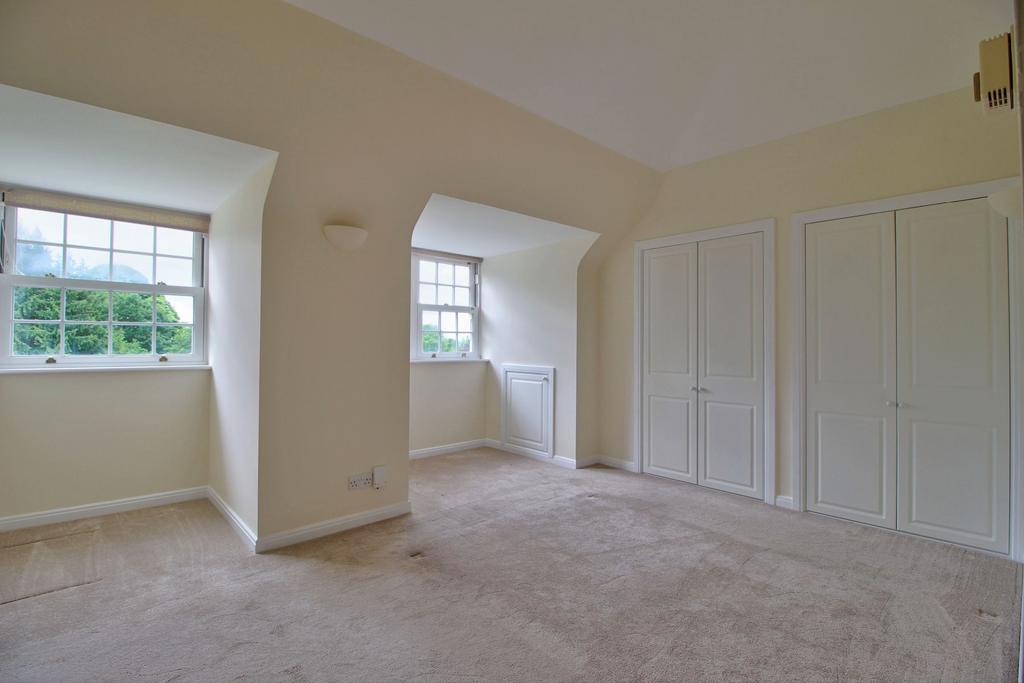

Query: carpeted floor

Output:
[0, 447, 1020, 681]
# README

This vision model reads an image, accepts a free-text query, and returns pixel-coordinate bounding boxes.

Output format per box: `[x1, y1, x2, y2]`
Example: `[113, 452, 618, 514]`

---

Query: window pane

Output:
[156, 326, 192, 354]
[437, 286, 454, 306]
[421, 311, 439, 353]
[16, 242, 63, 277]
[13, 287, 60, 320]
[13, 323, 59, 355]
[458, 312, 473, 332]
[66, 215, 110, 249]
[441, 333, 457, 353]
[113, 325, 152, 355]
[156, 256, 193, 286]
[112, 251, 154, 283]
[17, 209, 64, 243]
[66, 247, 110, 280]
[156, 227, 193, 257]
[453, 287, 470, 307]
[422, 330, 439, 353]
[159, 294, 194, 324]
[66, 289, 109, 321]
[113, 222, 154, 252]
[455, 265, 470, 287]
[65, 324, 108, 355]
[113, 292, 153, 322]
[440, 311, 457, 332]
[419, 260, 436, 283]
[437, 262, 454, 285]
[418, 283, 436, 305]
[458, 333, 472, 352]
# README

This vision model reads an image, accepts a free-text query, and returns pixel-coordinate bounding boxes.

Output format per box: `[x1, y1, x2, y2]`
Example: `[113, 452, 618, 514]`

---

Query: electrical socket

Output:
[348, 471, 373, 490]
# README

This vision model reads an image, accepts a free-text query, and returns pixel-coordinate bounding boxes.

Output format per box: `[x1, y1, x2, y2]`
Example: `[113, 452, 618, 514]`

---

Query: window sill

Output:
[410, 358, 489, 364]
[0, 364, 211, 376]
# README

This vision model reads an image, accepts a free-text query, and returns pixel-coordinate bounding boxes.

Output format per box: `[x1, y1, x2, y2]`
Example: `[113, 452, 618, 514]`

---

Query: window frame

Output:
[411, 252, 480, 360]
[0, 205, 207, 368]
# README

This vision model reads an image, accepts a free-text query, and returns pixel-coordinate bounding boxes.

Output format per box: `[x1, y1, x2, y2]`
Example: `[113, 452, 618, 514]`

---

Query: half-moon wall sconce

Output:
[323, 224, 368, 251]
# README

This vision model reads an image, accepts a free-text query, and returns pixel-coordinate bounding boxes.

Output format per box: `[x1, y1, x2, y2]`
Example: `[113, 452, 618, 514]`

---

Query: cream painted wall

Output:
[0, 369, 209, 518]
[0, 0, 658, 536]
[207, 161, 277, 534]
[596, 88, 1020, 496]
[409, 362, 487, 451]
[482, 237, 597, 460]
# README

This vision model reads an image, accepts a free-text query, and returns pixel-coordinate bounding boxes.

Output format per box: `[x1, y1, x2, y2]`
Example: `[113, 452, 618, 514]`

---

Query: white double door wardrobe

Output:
[804, 196, 1012, 554]
[636, 220, 774, 502]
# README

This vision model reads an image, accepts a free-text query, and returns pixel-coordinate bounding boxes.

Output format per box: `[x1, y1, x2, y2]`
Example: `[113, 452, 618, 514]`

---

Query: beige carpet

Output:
[0, 448, 1020, 681]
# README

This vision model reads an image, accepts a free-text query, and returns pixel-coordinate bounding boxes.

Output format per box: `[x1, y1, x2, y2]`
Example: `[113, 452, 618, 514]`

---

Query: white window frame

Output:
[0, 204, 207, 368]
[410, 252, 480, 360]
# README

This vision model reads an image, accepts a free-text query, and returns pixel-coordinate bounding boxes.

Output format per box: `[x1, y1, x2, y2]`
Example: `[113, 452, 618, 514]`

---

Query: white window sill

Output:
[410, 358, 489, 364]
[0, 364, 211, 376]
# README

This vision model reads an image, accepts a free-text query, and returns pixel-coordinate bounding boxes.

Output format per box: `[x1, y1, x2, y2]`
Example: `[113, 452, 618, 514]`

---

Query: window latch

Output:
[159, 355, 169, 362]
[45, 356, 56, 364]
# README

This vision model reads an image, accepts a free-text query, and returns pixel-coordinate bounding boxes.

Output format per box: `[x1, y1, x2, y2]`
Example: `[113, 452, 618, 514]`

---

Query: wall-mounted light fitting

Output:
[323, 224, 368, 251]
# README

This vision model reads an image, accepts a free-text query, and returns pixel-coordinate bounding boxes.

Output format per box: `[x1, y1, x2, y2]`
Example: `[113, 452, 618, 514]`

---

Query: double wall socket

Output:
[348, 472, 373, 489]
[348, 466, 387, 490]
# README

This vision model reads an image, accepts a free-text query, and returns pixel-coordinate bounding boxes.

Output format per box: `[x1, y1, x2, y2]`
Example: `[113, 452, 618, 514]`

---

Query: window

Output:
[412, 253, 479, 359]
[0, 206, 205, 366]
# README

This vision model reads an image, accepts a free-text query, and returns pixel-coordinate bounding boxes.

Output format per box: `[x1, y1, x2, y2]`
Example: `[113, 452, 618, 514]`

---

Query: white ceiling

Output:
[412, 194, 596, 258]
[288, 0, 1011, 170]
[0, 85, 277, 214]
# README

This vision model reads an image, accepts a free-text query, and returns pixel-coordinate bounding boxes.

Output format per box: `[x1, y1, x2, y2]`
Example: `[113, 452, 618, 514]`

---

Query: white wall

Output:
[0, 0, 659, 538]
[596, 88, 1020, 494]
[409, 361, 487, 451]
[0, 368, 209, 518]
[481, 236, 597, 461]
[207, 160, 276, 534]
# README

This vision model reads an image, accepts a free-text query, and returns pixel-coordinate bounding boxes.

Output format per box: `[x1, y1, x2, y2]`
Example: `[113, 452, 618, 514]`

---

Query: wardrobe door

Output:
[806, 212, 897, 528]
[642, 243, 699, 482]
[697, 233, 764, 499]
[896, 200, 1010, 553]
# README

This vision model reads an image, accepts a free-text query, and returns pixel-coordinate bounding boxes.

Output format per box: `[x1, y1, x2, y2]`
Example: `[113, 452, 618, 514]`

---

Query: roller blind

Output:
[2, 187, 210, 233]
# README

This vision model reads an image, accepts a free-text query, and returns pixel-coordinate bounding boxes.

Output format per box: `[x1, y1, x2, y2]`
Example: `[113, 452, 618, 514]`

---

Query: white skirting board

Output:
[411, 438, 650, 473]
[206, 486, 257, 549]
[0, 485, 208, 533]
[774, 496, 796, 511]
[0, 485, 411, 555]
[409, 439, 492, 459]
[254, 501, 411, 553]
[411, 438, 584, 469]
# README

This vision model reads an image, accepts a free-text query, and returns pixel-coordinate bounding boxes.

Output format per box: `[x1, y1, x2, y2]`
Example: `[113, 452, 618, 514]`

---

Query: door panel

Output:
[698, 233, 764, 498]
[806, 212, 897, 528]
[506, 372, 548, 454]
[642, 244, 698, 482]
[648, 396, 693, 475]
[815, 412, 887, 517]
[703, 402, 755, 489]
[896, 200, 1009, 553]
